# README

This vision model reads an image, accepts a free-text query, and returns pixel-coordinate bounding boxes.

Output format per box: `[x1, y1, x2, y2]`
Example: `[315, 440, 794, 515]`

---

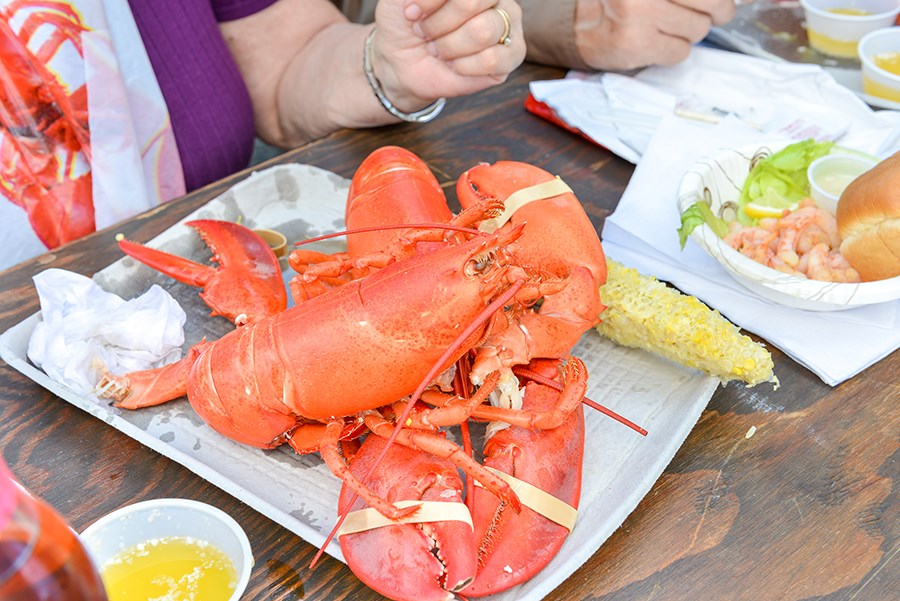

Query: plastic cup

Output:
[859, 27, 900, 101]
[80, 498, 253, 601]
[807, 154, 877, 214]
[800, 0, 900, 58]
[253, 228, 288, 257]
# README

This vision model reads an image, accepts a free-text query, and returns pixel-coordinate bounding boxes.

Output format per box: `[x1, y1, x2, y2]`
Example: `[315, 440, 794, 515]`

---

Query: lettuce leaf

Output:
[678, 201, 730, 249]
[737, 139, 834, 225]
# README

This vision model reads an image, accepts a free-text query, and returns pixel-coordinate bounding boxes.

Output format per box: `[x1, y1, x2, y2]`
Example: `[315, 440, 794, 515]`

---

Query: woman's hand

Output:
[369, 0, 526, 113]
[221, 0, 523, 148]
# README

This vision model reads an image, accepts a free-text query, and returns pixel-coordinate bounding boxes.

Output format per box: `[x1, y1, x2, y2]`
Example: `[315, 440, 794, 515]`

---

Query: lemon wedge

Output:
[743, 200, 795, 220]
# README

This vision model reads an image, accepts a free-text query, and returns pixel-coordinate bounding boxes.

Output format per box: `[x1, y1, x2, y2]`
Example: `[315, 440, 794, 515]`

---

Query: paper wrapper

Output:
[0, 164, 718, 600]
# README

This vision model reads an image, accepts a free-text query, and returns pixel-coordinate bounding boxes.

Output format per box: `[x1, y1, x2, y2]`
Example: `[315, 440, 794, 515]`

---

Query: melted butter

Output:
[874, 51, 900, 75]
[100, 536, 237, 601]
[827, 8, 871, 16]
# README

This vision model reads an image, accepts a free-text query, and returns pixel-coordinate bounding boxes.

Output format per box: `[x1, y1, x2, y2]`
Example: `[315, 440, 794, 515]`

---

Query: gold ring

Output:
[495, 6, 511, 46]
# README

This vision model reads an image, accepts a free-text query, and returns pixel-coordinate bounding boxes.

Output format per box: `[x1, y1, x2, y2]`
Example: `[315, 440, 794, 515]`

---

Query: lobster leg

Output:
[363, 412, 522, 514]
[466, 358, 585, 596]
[318, 420, 421, 521]
[287, 199, 506, 305]
[415, 357, 587, 435]
[404, 371, 500, 429]
[118, 220, 287, 326]
[469, 357, 588, 431]
[337, 433, 477, 601]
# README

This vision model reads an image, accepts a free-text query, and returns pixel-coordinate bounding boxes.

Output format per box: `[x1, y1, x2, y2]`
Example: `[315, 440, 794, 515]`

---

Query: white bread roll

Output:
[836, 152, 900, 282]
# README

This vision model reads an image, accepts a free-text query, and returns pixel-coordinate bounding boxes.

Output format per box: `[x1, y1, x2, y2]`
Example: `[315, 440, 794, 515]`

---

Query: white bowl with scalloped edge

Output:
[677, 141, 900, 311]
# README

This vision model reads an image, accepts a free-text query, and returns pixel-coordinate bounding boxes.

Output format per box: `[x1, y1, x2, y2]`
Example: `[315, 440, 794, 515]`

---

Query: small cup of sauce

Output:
[252, 228, 288, 258]
[859, 26, 900, 102]
[800, 0, 900, 59]
[80, 499, 253, 601]
[807, 153, 878, 215]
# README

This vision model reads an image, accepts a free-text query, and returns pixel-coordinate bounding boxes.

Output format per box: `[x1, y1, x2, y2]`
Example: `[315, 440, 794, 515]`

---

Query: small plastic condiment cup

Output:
[800, 0, 900, 59]
[253, 228, 288, 257]
[859, 27, 900, 102]
[807, 153, 877, 214]
[79, 498, 253, 601]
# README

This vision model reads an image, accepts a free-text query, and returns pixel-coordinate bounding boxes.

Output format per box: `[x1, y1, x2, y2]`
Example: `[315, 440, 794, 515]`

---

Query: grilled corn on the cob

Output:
[596, 258, 777, 386]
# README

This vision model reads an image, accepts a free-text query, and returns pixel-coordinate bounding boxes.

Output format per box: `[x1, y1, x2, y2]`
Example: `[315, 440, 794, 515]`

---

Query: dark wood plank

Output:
[0, 61, 896, 601]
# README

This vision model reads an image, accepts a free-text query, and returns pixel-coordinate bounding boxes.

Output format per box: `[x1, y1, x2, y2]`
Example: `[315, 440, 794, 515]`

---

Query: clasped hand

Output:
[575, 0, 737, 71]
[370, 0, 526, 113]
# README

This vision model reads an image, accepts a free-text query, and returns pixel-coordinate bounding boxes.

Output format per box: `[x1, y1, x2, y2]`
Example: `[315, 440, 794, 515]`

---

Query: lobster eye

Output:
[465, 256, 491, 276]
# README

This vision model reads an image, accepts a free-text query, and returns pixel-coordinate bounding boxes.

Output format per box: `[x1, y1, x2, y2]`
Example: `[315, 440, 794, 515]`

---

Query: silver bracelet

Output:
[363, 28, 446, 123]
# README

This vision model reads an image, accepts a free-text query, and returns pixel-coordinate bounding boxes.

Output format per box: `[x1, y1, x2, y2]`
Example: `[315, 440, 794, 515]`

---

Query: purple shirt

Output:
[128, 0, 278, 192]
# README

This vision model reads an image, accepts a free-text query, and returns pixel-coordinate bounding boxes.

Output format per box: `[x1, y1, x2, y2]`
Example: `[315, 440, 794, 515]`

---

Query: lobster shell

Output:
[338, 432, 478, 601]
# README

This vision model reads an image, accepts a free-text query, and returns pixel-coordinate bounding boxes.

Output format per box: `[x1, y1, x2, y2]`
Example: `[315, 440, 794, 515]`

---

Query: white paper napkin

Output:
[27, 268, 187, 396]
[531, 46, 900, 163]
[602, 113, 900, 386]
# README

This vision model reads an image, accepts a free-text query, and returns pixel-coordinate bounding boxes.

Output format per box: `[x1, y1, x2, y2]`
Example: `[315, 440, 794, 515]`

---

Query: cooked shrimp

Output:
[724, 224, 778, 264]
[723, 198, 860, 283]
[802, 243, 861, 283]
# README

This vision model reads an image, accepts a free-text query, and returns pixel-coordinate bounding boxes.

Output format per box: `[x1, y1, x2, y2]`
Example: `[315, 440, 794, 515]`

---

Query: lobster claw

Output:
[118, 219, 287, 325]
[466, 358, 585, 596]
[338, 434, 477, 601]
[456, 161, 607, 381]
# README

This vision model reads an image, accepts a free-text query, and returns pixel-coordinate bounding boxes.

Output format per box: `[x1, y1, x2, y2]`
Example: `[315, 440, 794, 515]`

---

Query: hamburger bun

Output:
[836, 151, 900, 281]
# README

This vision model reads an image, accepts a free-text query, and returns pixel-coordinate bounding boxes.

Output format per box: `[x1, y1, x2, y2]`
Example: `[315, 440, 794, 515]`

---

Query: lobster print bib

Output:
[0, 0, 184, 270]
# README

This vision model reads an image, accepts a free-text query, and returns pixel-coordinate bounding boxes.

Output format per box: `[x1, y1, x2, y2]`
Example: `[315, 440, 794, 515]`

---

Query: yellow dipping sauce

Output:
[818, 172, 858, 197]
[100, 536, 238, 601]
[807, 8, 873, 58]
[827, 8, 871, 16]
[873, 51, 900, 75]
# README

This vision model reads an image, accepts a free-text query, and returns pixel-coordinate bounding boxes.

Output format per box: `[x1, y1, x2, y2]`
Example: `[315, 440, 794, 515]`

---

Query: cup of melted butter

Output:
[860, 27, 900, 102]
[80, 499, 253, 601]
[800, 0, 900, 58]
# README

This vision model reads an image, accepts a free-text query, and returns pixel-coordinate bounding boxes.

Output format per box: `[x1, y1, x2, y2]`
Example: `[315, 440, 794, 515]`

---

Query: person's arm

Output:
[220, 0, 525, 148]
[519, 0, 737, 72]
[519, 0, 589, 70]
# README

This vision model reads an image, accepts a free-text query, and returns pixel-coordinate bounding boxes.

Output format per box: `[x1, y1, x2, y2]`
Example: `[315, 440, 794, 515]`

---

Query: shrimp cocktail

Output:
[679, 139, 898, 284]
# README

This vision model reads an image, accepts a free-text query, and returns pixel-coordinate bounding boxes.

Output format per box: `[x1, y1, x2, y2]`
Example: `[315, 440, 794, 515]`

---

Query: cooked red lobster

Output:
[100, 146, 629, 600]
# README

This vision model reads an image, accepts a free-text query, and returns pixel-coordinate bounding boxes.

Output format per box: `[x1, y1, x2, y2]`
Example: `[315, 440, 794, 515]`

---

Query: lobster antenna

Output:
[454, 357, 478, 515]
[293, 223, 481, 246]
[512, 365, 648, 436]
[311, 279, 527, 568]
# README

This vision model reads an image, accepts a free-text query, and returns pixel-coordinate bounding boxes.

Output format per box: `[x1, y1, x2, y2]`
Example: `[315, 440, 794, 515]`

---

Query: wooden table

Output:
[0, 62, 897, 601]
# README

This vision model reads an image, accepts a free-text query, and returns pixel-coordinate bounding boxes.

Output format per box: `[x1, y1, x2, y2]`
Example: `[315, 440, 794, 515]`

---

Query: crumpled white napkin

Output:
[530, 46, 900, 163]
[602, 113, 900, 386]
[27, 268, 187, 396]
